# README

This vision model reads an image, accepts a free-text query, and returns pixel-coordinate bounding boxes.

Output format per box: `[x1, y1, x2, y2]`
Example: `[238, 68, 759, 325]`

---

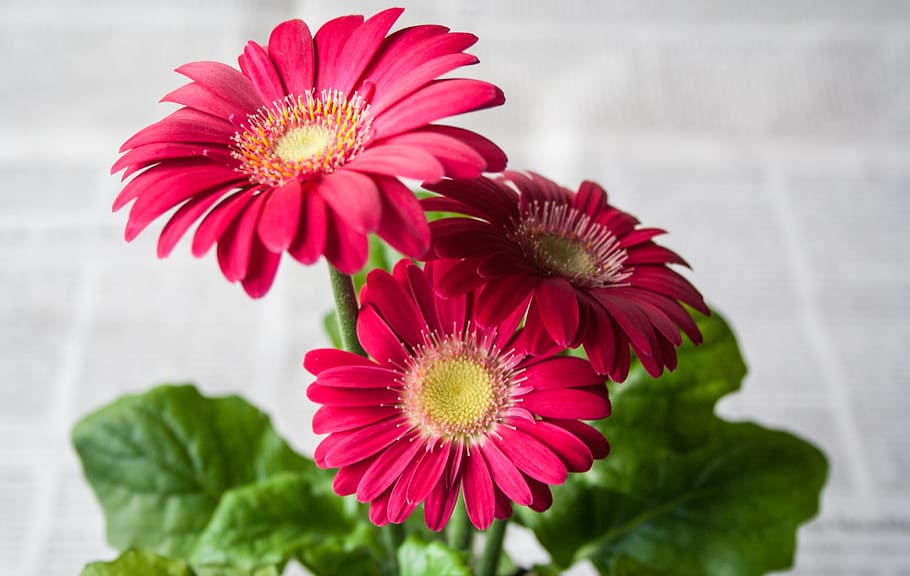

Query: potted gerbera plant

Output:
[75, 8, 828, 576]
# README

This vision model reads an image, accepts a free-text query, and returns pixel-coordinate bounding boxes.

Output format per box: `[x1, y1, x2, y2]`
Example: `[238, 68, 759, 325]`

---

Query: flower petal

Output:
[306, 384, 400, 408]
[314, 14, 365, 92]
[238, 40, 285, 104]
[241, 235, 281, 298]
[157, 187, 226, 258]
[316, 170, 382, 233]
[357, 432, 424, 502]
[288, 187, 327, 265]
[192, 190, 255, 257]
[462, 449, 495, 530]
[317, 365, 400, 389]
[175, 61, 262, 114]
[513, 419, 594, 473]
[520, 387, 611, 420]
[332, 8, 404, 96]
[321, 417, 407, 468]
[324, 206, 369, 274]
[522, 356, 604, 390]
[268, 19, 315, 95]
[478, 440, 532, 506]
[356, 304, 410, 368]
[492, 426, 567, 485]
[406, 444, 451, 505]
[257, 179, 302, 252]
[362, 269, 426, 345]
[374, 175, 431, 259]
[534, 278, 580, 347]
[305, 348, 375, 374]
[347, 144, 445, 182]
[313, 405, 398, 434]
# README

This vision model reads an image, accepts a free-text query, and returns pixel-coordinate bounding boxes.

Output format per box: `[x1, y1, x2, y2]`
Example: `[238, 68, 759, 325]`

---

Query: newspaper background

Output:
[1, 0, 908, 574]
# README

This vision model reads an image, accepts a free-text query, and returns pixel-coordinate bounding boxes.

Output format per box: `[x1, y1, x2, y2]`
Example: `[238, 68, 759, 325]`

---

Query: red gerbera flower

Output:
[423, 171, 709, 381]
[112, 8, 506, 297]
[305, 260, 610, 530]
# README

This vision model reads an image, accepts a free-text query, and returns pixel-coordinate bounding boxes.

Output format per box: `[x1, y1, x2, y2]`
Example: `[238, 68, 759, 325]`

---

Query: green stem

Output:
[328, 265, 366, 356]
[479, 519, 508, 576]
[448, 499, 474, 552]
[382, 522, 406, 574]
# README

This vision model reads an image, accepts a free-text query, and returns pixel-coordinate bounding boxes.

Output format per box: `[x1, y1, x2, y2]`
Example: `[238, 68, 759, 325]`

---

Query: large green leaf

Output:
[81, 550, 281, 576]
[397, 535, 472, 576]
[72, 384, 315, 558]
[519, 312, 828, 575]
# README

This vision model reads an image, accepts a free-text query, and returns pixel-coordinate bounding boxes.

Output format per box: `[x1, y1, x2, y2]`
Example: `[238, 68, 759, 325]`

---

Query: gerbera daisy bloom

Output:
[422, 171, 709, 381]
[305, 260, 610, 530]
[112, 8, 506, 297]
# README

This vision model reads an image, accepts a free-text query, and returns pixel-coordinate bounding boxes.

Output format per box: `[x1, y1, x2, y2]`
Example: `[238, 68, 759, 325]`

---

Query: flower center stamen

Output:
[231, 90, 372, 186]
[421, 358, 494, 428]
[513, 201, 632, 288]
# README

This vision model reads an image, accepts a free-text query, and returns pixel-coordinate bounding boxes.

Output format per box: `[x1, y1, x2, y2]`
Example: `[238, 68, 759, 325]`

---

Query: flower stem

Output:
[328, 265, 366, 356]
[479, 519, 508, 576]
[382, 522, 406, 574]
[448, 499, 474, 552]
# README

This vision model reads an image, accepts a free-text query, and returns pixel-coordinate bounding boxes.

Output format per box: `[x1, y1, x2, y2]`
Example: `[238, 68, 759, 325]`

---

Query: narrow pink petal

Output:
[113, 158, 215, 211]
[595, 292, 657, 356]
[157, 189, 225, 258]
[436, 258, 486, 298]
[369, 52, 478, 114]
[314, 431, 347, 467]
[372, 79, 505, 140]
[306, 384, 400, 407]
[581, 298, 617, 376]
[406, 444, 451, 505]
[388, 462, 422, 524]
[257, 179, 302, 252]
[424, 176, 518, 224]
[611, 330, 633, 383]
[317, 365, 400, 389]
[423, 125, 508, 173]
[362, 269, 426, 345]
[424, 469, 461, 532]
[239, 41, 285, 104]
[546, 418, 611, 460]
[288, 187, 327, 265]
[508, 171, 573, 206]
[161, 82, 244, 121]
[574, 180, 608, 216]
[628, 290, 702, 345]
[175, 61, 262, 114]
[241, 235, 281, 298]
[492, 427, 567, 485]
[625, 244, 689, 267]
[534, 278, 580, 347]
[313, 405, 398, 434]
[630, 267, 709, 314]
[404, 263, 443, 335]
[513, 300, 564, 358]
[304, 347, 376, 374]
[322, 418, 408, 468]
[120, 108, 236, 152]
[316, 170, 382, 233]
[332, 8, 404, 96]
[382, 128, 486, 179]
[420, 196, 483, 219]
[616, 288, 683, 346]
[478, 441, 532, 506]
[424, 260, 468, 331]
[333, 455, 377, 495]
[314, 14, 365, 92]
[520, 387, 611, 420]
[462, 449, 495, 530]
[369, 488, 392, 526]
[513, 419, 593, 473]
[620, 227, 667, 248]
[216, 193, 266, 282]
[356, 304, 410, 368]
[357, 432, 424, 502]
[347, 145, 445, 182]
[374, 175, 431, 259]
[477, 251, 531, 278]
[191, 190, 255, 257]
[433, 226, 512, 260]
[324, 206, 369, 274]
[268, 19, 315, 95]
[475, 275, 535, 327]
[522, 356, 603, 391]
[494, 487, 514, 520]
[113, 143, 221, 179]
[526, 476, 553, 512]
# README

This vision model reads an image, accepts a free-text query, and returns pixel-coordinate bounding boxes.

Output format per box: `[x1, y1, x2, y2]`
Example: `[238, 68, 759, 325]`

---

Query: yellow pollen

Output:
[535, 233, 597, 277]
[274, 125, 333, 163]
[420, 358, 494, 428]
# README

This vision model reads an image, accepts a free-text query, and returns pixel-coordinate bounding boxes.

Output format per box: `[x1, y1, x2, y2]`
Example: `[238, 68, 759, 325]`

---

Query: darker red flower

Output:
[305, 260, 610, 530]
[112, 8, 506, 297]
[423, 171, 709, 381]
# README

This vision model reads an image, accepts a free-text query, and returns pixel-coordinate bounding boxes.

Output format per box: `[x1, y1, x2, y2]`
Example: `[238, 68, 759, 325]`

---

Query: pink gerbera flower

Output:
[112, 8, 506, 297]
[305, 260, 610, 530]
[423, 171, 709, 381]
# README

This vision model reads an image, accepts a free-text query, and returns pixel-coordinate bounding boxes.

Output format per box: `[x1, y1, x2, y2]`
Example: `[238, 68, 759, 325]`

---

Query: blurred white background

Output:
[1, 0, 908, 574]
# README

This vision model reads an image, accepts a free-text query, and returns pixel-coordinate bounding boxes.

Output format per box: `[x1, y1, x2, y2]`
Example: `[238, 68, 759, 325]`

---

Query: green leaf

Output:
[397, 535, 472, 576]
[322, 310, 343, 349]
[190, 471, 378, 572]
[72, 384, 314, 558]
[82, 550, 195, 576]
[519, 312, 828, 576]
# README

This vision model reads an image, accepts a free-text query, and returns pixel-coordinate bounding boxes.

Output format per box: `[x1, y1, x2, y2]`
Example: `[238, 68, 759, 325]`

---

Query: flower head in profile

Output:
[423, 171, 709, 381]
[112, 8, 506, 297]
[305, 260, 610, 530]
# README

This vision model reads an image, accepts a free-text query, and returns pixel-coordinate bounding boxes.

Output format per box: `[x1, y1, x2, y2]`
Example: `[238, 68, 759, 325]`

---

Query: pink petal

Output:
[238, 41, 285, 104]
[369, 488, 392, 526]
[494, 487, 514, 520]
[120, 108, 236, 152]
[357, 432, 423, 502]
[161, 82, 244, 121]
[579, 298, 616, 376]
[617, 288, 683, 346]
[362, 269, 426, 345]
[324, 206, 369, 274]
[630, 267, 709, 314]
[313, 405, 397, 434]
[513, 419, 593, 473]
[522, 356, 603, 390]
[595, 292, 657, 356]
[257, 179, 302, 252]
[521, 387, 611, 420]
[216, 192, 266, 282]
[404, 263, 443, 335]
[241, 235, 281, 298]
[462, 449, 495, 530]
[508, 171, 573, 206]
[388, 463, 422, 524]
[424, 465, 461, 532]
[534, 278, 580, 347]
[526, 476, 553, 512]
[112, 142, 216, 179]
[192, 190, 255, 257]
[374, 175, 431, 259]
[332, 8, 404, 96]
[356, 304, 410, 367]
[321, 418, 407, 468]
[114, 158, 235, 212]
[317, 365, 400, 389]
[436, 258, 486, 298]
[333, 454, 377, 495]
[372, 79, 505, 140]
[406, 444, 451, 505]
[492, 427, 567, 485]
[267, 19, 315, 95]
[316, 170, 382, 233]
[157, 187, 225, 258]
[347, 145, 445, 182]
[546, 418, 611, 460]
[474, 275, 534, 327]
[314, 14, 365, 92]
[377, 127, 486, 179]
[425, 172, 520, 223]
[288, 187, 327, 265]
[478, 441, 532, 506]
[422, 125, 508, 174]
[304, 348, 375, 374]
[369, 52, 478, 114]
[175, 61, 262, 115]
[620, 227, 667, 248]
[306, 384, 400, 408]
[574, 180, 608, 216]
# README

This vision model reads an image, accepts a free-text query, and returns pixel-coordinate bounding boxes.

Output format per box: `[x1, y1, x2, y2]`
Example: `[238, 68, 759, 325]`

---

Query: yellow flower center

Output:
[274, 125, 334, 163]
[534, 233, 598, 278]
[420, 358, 495, 429]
